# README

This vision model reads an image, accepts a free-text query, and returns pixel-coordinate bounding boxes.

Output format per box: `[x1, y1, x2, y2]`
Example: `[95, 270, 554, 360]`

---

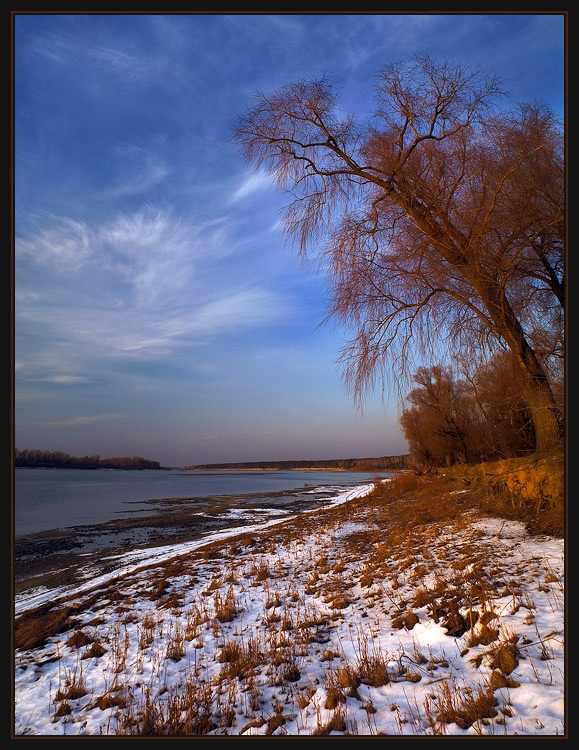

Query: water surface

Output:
[14, 468, 390, 537]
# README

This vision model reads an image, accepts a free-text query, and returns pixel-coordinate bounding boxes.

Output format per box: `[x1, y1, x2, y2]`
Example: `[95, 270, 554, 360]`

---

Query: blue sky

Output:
[13, 12, 566, 467]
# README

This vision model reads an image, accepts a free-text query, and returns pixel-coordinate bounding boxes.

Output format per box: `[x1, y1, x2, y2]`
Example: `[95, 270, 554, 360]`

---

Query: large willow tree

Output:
[234, 56, 564, 452]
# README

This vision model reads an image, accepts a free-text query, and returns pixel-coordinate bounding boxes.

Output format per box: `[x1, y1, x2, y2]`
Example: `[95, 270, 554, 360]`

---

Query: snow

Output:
[13, 482, 565, 737]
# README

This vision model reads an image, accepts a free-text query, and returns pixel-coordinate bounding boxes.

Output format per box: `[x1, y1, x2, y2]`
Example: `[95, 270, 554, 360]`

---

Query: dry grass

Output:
[15, 604, 80, 651]
[14, 467, 564, 736]
[441, 453, 564, 538]
[431, 680, 499, 732]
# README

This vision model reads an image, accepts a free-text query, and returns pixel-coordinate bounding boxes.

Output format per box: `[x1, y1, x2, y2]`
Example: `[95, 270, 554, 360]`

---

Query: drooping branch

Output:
[234, 57, 564, 450]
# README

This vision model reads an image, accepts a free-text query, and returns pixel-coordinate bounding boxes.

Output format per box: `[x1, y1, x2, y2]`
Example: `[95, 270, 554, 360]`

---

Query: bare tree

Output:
[400, 355, 537, 467]
[472, 352, 536, 459]
[234, 56, 564, 452]
[400, 365, 477, 466]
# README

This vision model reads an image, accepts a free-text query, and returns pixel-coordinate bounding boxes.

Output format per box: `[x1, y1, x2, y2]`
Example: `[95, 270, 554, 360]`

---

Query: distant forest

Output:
[14, 449, 165, 471]
[185, 455, 410, 472]
[14, 449, 409, 472]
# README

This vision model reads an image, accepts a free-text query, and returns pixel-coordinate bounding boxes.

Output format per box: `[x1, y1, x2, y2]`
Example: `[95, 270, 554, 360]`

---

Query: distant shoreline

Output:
[186, 467, 347, 472]
[15, 451, 411, 473]
[184, 455, 411, 472]
[186, 467, 410, 473]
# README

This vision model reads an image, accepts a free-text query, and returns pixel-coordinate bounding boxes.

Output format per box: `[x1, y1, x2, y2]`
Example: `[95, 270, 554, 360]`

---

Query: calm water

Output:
[14, 468, 389, 538]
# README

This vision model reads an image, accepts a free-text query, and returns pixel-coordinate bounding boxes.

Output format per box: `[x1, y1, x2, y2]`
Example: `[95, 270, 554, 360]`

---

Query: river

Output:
[14, 467, 390, 538]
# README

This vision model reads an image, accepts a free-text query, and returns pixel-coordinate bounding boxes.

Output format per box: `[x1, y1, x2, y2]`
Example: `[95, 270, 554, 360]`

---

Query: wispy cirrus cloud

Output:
[18, 207, 235, 274]
[95, 145, 171, 200]
[26, 25, 168, 84]
[15, 207, 294, 381]
[43, 375, 92, 384]
[231, 169, 275, 203]
[16, 216, 96, 272]
[44, 414, 123, 428]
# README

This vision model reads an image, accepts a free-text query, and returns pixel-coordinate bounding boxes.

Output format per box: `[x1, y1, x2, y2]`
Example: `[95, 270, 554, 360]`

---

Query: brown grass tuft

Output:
[15, 605, 79, 651]
[435, 681, 498, 730]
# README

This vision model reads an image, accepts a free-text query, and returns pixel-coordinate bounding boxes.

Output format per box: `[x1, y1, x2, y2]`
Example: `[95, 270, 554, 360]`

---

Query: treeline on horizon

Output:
[185, 455, 410, 472]
[14, 449, 164, 471]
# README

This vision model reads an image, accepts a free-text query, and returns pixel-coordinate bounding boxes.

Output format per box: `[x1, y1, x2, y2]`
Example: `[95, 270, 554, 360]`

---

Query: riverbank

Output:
[14, 485, 349, 597]
[13, 474, 565, 736]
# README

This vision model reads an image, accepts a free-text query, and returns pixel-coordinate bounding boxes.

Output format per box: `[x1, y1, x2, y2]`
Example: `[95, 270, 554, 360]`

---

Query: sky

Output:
[13, 12, 566, 468]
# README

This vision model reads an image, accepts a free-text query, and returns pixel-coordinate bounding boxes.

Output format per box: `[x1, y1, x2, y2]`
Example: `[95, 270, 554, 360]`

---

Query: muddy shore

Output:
[13, 488, 339, 596]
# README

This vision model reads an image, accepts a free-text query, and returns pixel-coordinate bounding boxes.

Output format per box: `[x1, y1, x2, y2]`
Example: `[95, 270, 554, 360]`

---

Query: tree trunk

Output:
[476, 279, 562, 453]
[513, 347, 562, 453]
[398, 197, 562, 453]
